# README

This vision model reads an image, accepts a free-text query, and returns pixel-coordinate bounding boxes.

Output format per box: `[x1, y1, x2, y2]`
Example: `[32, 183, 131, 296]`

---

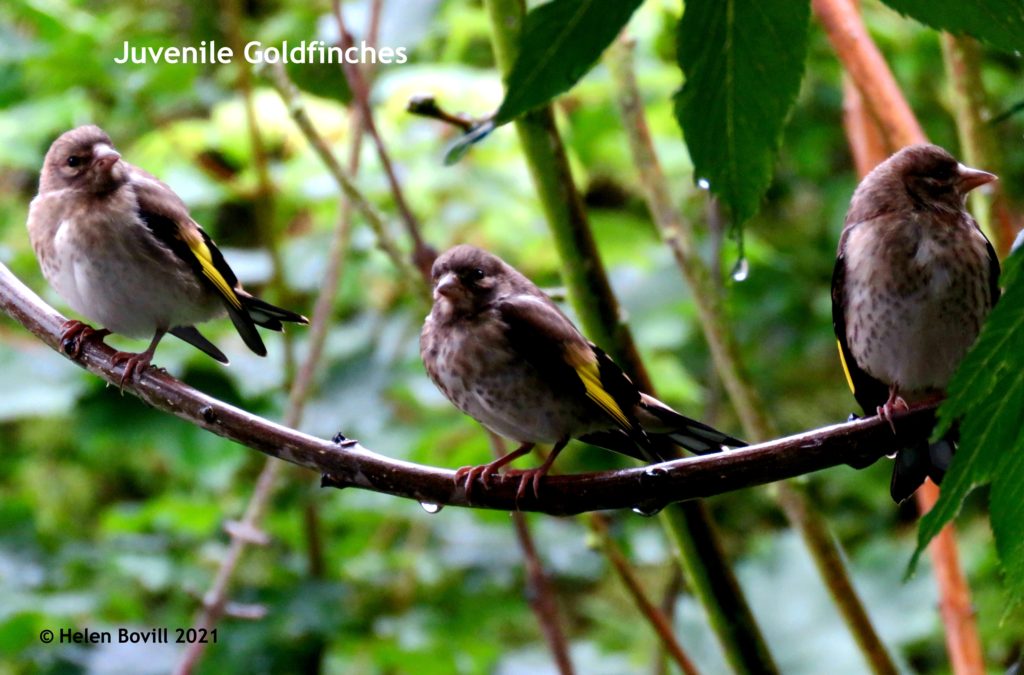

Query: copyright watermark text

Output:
[39, 627, 217, 645]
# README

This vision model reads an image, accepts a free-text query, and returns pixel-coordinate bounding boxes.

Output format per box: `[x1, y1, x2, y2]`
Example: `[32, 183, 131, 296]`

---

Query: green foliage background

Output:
[0, 0, 1022, 673]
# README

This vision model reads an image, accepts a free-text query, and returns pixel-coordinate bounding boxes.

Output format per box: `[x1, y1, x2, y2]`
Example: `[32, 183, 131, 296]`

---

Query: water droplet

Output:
[696, 177, 711, 190]
[419, 502, 444, 514]
[631, 502, 666, 517]
[885, 452, 898, 460]
[644, 466, 668, 478]
[730, 257, 749, 282]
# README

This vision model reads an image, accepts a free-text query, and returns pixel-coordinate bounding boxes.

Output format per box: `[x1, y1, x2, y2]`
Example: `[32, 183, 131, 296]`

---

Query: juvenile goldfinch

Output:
[421, 244, 745, 500]
[832, 144, 1000, 502]
[28, 125, 307, 384]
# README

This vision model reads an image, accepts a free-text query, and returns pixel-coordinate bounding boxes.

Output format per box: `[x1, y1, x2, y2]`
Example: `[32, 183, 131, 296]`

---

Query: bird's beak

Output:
[956, 164, 997, 194]
[434, 271, 459, 299]
[93, 144, 121, 171]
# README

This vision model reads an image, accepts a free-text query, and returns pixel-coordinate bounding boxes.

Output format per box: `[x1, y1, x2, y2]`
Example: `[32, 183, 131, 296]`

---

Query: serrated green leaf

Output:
[880, 0, 1024, 54]
[912, 251, 1024, 599]
[493, 0, 643, 124]
[673, 0, 809, 226]
[990, 444, 1024, 605]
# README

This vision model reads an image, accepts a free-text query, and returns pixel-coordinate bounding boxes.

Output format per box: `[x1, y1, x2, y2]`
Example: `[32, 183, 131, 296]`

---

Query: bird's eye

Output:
[468, 268, 486, 282]
[66, 156, 83, 168]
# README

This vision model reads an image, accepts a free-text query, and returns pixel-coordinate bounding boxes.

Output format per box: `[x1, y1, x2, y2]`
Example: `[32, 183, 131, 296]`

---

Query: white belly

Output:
[844, 218, 990, 395]
[42, 213, 221, 337]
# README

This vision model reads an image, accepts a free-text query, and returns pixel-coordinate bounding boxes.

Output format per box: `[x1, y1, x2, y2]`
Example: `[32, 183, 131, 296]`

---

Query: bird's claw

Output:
[502, 468, 546, 505]
[454, 464, 491, 500]
[60, 320, 108, 358]
[877, 396, 909, 434]
[110, 350, 153, 390]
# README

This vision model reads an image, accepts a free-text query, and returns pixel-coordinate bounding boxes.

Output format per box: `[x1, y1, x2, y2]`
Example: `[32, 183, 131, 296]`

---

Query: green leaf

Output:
[913, 251, 1024, 602]
[287, 60, 352, 104]
[880, 0, 1024, 54]
[493, 0, 643, 125]
[990, 448, 1024, 603]
[673, 0, 810, 226]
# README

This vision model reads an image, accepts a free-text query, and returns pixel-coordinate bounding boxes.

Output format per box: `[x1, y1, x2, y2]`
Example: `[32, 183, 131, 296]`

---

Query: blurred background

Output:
[1, 0, 1022, 673]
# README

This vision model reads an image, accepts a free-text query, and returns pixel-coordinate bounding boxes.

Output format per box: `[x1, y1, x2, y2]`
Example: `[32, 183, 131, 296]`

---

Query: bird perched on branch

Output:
[420, 244, 745, 501]
[832, 144, 999, 502]
[28, 125, 307, 385]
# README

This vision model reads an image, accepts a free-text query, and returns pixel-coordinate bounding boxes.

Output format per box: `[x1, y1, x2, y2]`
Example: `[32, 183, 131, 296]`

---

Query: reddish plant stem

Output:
[487, 434, 575, 674]
[812, 0, 925, 151]
[589, 514, 700, 675]
[916, 484, 985, 675]
[817, 1, 985, 671]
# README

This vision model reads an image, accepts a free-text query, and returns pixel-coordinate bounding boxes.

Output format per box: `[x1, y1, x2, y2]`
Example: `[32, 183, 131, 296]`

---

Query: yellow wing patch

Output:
[836, 340, 856, 394]
[573, 358, 632, 430]
[181, 227, 242, 310]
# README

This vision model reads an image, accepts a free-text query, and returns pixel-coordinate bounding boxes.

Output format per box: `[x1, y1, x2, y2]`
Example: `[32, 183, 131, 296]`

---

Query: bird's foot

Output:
[877, 395, 909, 434]
[454, 443, 536, 501]
[454, 463, 497, 500]
[110, 350, 154, 389]
[60, 320, 110, 358]
[505, 467, 549, 504]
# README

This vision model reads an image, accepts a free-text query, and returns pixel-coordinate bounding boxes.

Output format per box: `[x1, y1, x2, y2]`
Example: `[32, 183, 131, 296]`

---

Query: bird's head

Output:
[888, 144, 991, 214]
[40, 125, 128, 195]
[429, 244, 516, 318]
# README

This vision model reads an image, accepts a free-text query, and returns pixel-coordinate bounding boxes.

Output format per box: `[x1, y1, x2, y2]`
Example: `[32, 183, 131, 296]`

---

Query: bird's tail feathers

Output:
[636, 393, 746, 455]
[220, 291, 307, 358]
[238, 292, 309, 331]
[890, 438, 955, 503]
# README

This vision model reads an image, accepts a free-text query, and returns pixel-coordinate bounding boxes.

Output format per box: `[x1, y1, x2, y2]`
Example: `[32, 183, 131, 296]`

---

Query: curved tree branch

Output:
[2, 261, 936, 515]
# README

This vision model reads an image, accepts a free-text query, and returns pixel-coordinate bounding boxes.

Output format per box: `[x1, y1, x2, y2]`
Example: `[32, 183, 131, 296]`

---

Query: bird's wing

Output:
[832, 227, 890, 414]
[496, 294, 639, 433]
[985, 237, 1001, 307]
[129, 165, 267, 355]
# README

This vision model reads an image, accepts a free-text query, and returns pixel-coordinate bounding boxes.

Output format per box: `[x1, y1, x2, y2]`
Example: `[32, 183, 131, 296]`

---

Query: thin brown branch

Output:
[589, 514, 700, 675]
[1, 260, 939, 515]
[178, 8, 380, 668]
[406, 95, 482, 133]
[331, 0, 436, 278]
[257, 59, 426, 295]
[512, 513, 575, 674]
[177, 113, 366, 675]
[489, 434, 575, 674]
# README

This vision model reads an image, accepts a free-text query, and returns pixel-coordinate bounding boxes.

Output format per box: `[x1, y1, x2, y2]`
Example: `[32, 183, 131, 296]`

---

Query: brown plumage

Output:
[832, 144, 1000, 502]
[27, 125, 307, 384]
[421, 244, 745, 500]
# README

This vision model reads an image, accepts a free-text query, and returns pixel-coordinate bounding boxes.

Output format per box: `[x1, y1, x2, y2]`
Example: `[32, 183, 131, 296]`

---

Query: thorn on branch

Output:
[406, 94, 480, 133]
